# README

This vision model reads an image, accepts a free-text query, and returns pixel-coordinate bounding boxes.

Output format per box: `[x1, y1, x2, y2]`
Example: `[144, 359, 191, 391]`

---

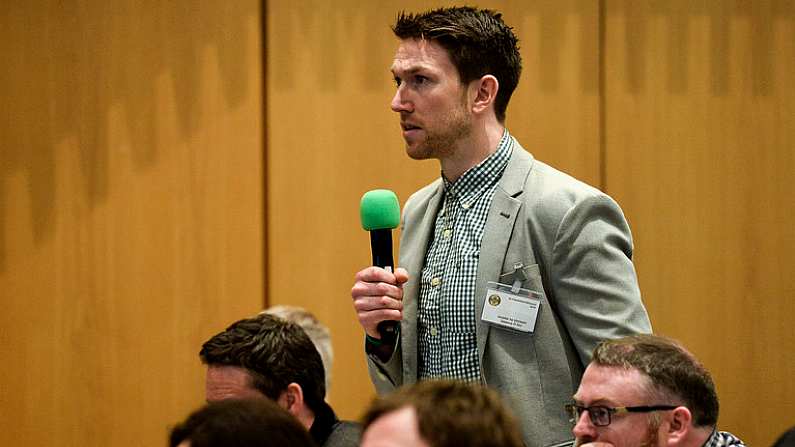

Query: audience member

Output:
[361, 379, 524, 447]
[199, 313, 360, 447]
[569, 334, 745, 446]
[169, 398, 316, 447]
[262, 305, 334, 393]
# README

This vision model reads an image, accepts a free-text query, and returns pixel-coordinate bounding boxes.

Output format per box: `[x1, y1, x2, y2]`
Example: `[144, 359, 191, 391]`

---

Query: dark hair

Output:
[199, 313, 326, 414]
[169, 399, 317, 447]
[392, 6, 522, 122]
[362, 379, 525, 447]
[591, 334, 719, 427]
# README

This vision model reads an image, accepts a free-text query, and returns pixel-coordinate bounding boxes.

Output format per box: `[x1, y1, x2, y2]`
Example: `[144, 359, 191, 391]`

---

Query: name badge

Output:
[481, 281, 542, 333]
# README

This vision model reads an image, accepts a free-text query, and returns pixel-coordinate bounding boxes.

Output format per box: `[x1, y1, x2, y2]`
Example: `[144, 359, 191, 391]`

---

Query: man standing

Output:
[200, 313, 360, 447]
[569, 334, 745, 446]
[350, 7, 651, 446]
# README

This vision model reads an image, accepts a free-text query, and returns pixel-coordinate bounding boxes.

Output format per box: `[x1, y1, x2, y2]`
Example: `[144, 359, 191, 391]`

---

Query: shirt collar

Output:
[702, 429, 745, 447]
[442, 129, 513, 204]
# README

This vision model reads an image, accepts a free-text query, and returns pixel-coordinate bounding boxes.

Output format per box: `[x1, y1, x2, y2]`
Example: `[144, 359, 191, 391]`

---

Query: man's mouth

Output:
[401, 123, 421, 131]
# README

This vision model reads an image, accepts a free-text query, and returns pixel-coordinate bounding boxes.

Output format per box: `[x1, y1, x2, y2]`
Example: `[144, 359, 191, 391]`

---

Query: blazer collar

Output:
[498, 140, 535, 198]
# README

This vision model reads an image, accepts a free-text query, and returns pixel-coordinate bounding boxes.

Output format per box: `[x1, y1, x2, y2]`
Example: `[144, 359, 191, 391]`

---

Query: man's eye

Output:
[414, 75, 428, 85]
[393, 77, 402, 87]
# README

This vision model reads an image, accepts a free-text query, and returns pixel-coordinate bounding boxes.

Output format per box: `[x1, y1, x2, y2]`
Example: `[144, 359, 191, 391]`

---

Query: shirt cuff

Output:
[365, 333, 397, 363]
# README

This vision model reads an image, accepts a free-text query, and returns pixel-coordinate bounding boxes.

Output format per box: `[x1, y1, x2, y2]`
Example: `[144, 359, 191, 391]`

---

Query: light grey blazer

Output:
[367, 142, 652, 447]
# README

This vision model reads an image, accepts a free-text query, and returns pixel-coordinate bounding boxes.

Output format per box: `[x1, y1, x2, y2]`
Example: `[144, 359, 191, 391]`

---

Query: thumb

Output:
[394, 267, 409, 285]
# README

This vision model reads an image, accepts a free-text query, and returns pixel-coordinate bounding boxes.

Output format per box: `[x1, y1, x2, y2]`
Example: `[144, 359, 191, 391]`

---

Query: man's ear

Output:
[470, 75, 499, 115]
[665, 406, 692, 445]
[277, 383, 305, 416]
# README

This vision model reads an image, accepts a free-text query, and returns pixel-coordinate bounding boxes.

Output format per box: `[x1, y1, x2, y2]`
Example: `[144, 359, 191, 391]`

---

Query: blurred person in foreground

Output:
[361, 379, 525, 447]
[169, 398, 316, 447]
[351, 6, 651, 447]
[200, 313, 360, 447]
[569, 334, 745, 447]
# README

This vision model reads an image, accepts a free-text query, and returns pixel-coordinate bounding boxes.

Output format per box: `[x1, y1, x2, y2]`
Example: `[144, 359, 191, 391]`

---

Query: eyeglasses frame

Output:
[564, 403, 679, 427]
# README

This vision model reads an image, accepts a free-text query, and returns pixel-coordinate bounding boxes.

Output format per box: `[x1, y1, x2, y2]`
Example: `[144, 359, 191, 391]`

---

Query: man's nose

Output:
[391, 86, 412, 113]
[572, 410, 597, 442]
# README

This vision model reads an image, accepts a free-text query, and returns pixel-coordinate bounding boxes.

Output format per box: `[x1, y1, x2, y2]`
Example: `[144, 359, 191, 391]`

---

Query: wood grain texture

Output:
[603, 1, 794, 444]
[0, 2, 264, 445]
[265, 0, 601, 419]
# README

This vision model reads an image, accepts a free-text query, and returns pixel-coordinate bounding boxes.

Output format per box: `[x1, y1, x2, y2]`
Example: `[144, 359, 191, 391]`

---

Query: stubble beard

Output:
[406, 100, 472, 161]
[573, 418, 661, 447]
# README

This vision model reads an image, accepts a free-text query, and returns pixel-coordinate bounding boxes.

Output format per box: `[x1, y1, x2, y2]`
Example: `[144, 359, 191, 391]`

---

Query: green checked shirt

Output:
[417, 130, 513, 381]
[704, 430, 745, 447]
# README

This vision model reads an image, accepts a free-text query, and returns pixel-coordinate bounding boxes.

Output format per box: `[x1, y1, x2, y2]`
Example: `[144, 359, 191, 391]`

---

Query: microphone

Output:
[360, 189, 401, 341]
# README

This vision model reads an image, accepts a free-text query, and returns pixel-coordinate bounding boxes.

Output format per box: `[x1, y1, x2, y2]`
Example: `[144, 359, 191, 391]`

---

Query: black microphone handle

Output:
[369, 229, 393, 268]
[369, 229, 399, 341]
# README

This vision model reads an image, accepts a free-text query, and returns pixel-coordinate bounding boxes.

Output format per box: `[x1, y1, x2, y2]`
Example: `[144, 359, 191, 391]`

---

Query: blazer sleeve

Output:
[365, 336, 403, 394]
[547, 193, 652, 364]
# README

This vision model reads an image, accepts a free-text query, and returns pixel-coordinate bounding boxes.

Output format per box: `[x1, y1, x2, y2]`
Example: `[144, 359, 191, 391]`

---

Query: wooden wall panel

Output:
[604, 1, 794, 444]
[0, 2, 264, 446]
[266, 0, 601, 419]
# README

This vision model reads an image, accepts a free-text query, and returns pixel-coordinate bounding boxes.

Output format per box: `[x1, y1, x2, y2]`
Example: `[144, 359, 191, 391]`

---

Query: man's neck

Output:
[440, 120, 505, 182]
[296, 408, 316, 431]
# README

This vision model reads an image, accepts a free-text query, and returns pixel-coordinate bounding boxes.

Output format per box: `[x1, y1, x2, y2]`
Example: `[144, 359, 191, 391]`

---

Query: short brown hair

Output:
[591, 334, 719, 427]
[362, 380, 524, 447]
[392, 6, 522, 123]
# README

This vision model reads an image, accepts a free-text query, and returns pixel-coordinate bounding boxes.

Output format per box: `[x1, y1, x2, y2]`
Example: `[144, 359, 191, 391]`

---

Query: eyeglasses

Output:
[564, 404, 677, 427]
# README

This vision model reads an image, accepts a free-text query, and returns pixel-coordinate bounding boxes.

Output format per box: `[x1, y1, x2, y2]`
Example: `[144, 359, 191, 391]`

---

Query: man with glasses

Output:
[567, 334, 745, 447]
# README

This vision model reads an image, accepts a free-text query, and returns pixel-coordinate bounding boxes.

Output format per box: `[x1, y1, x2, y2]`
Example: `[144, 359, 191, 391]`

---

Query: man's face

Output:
[361, 406, 430, 447]
[390, 38, 472, 161]
[572, 364, 665, 447]
[205, 365, 266, 402]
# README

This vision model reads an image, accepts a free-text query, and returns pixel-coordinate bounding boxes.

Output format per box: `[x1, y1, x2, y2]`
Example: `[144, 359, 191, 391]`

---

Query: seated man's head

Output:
[361, 379, 525, 447]
[570, 334, 719, 447]
[169, 398, 316, 447]
[261, 305, 334, 393]
[199, 313, 326, 429]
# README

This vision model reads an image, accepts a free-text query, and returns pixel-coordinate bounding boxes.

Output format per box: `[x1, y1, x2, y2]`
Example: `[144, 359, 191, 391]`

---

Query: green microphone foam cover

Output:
[360, 189, 400, 230]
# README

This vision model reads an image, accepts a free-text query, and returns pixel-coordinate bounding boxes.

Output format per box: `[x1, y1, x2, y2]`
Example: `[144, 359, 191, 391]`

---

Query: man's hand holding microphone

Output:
[351, 190, 408, 344]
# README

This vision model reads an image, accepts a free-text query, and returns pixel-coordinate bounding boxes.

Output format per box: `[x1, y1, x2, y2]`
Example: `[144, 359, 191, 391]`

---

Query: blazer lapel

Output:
[475, 145, 535, 363]
[399, 182, 443, 384]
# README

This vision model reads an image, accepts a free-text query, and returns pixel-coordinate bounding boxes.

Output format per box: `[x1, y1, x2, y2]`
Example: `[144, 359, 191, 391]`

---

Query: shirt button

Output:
[443, 229, 452, 238]
[462, 202, 471, 209]
[431, 277, 441, 287]
[430, 326, 438, 336]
